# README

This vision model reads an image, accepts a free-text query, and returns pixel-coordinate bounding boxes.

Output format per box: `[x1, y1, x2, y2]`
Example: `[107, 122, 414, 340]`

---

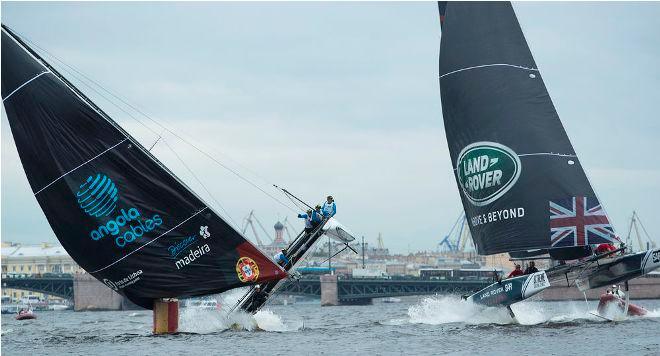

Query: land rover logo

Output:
[456, 142, 521, 206]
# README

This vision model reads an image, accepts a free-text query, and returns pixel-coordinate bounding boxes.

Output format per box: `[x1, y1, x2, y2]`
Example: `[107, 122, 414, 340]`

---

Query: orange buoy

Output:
[153, 298, 179, 334]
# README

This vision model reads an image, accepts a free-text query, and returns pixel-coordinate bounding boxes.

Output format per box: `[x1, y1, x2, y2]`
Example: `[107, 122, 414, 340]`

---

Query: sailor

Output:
[249, 285, 268, 308]
[595, 243, 617, 255]
[298, 209, 314, 234]
[322, 196, 336, 218]
[507, 264, 524, 278]
[493, 270, 502, 284]
[612, 285, 625, 298]
[274, 249, 290, 267]
[312, 205, 323, 227]
[524, 261, 539, 274]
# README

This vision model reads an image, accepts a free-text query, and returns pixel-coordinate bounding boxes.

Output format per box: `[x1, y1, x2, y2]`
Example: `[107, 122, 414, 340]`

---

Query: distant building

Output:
[1, 242, 83, 301]
[261, 221, 289, 256]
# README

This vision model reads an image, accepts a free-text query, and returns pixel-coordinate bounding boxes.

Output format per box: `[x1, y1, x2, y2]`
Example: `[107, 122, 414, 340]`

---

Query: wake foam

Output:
[644, 308, 660, 318]
[406, 295, 600, 326]
[177, 289, 302, 334]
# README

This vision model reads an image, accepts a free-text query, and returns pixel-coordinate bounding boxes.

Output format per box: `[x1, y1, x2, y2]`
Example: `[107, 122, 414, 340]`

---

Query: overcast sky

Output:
[2, 2, 659, 253]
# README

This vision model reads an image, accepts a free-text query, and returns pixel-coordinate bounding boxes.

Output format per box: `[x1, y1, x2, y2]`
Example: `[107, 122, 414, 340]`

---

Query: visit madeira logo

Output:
[456, 142, 521, 206]
[76, 173, 163, 248]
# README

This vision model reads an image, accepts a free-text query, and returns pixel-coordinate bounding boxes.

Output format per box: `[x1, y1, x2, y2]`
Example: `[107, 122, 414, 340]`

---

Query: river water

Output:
[2, 296, 660, 355]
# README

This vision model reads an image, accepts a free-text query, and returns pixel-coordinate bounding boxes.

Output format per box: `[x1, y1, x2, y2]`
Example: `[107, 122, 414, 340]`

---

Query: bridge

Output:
[278, 277, 489, 304]
[1, 273, 491, 307]
[1, 273, 74, 299]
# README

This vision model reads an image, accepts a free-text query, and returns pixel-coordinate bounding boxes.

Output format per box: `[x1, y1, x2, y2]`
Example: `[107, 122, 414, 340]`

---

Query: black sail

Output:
[1, 25, 285, 308]
[438, 2, 619, 255]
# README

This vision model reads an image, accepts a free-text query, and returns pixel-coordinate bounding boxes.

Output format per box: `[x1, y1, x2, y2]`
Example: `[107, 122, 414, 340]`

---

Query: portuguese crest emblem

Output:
[236, 256, 259, 282]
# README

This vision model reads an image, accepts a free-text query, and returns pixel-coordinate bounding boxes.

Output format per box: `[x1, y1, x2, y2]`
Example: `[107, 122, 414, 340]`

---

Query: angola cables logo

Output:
[76, 173, 119, 217]
[236, 257, 259, 283]
[456, 142, 522, 206]
[77, 172, 163, 248]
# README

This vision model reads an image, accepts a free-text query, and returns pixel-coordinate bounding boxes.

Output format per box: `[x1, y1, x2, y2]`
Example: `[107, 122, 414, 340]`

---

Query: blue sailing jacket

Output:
[311, 210, 323, 223]
[299, 211, 323, 226]
[322, 202, 336, 217]
[297, 213, 313, 228]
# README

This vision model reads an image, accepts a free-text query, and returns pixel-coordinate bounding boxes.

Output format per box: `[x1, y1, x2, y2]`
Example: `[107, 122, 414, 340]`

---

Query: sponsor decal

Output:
[77, 172, 163, 248]
[102, 269, 143, 291]
[76, 173, 119, 217]
[200, 225, 210, 239]
[479, 283, 512, 300]
[236, 257, 260, 283]
[173, 226, 212, 269]
[456, 142, 521, 206]
[470, 207, 525, 227]
[168, 235, 198, 258]
[531, 273, 548, 290]
[652, 250, 660, 264]
[174, 244, 210, 269]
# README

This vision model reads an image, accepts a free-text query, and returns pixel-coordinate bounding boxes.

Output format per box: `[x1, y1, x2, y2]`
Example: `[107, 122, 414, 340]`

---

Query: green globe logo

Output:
[76, 173, 119, 217]
[456, 142, 521, 206]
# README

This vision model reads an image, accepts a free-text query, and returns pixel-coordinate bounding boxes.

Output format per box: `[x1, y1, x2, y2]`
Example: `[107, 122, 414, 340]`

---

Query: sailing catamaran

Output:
[234, 215, 355, 313]
[0, 24, 343, 320]
[437, 2, 659, 314]
[233, 190, 356, 313]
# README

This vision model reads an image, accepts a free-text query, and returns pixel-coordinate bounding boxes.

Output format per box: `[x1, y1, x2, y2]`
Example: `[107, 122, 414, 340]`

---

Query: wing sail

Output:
[1, 25, 285, 309]
[438, 3, 618, 255]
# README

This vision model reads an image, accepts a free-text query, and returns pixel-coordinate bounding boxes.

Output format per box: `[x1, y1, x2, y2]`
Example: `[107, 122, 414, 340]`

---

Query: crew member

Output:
[507, 264, 524, 278]
[595, 243, 617, 255]
[249, 285, 268, 309]
[274, 249, 290, 267]
[322, 196, 336, 218]
[312, 205, 323, 227]
[612, 284, 625, 298]
[492, 270, 502, 284]
[524, 261, 539, 274]
[298, 209, 314, 234]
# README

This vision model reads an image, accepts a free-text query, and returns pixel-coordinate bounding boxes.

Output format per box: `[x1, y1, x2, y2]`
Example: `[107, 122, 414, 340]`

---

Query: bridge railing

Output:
[2, 273, 75, 279]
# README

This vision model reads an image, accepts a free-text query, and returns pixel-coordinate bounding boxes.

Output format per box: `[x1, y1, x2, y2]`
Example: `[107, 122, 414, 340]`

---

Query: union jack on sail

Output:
[549, 196, 619, 247]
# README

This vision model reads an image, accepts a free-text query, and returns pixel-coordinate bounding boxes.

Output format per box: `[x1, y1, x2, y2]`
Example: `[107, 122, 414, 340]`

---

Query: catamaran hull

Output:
[596, 293, 647, 316]
[576, 249, 660, 291]
[466, 271, 550, 307]
[322, 218, 356, 243]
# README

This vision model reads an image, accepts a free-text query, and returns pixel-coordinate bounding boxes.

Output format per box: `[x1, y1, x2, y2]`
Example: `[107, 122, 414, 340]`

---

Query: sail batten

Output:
[2, 24, 286, 309]
[440, 63, 538, 79]
[439, 2, 619, 255]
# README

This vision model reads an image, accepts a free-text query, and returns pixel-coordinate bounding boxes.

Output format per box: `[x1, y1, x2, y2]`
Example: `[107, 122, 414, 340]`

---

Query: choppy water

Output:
[2, 296, 660, 355]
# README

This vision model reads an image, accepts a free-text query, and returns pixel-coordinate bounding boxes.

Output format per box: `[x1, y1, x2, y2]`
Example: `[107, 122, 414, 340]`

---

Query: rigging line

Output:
[284, 193, 307, 212]
[28, 48, 161, 138]
[160, 138, 240, 230]
[90, 207, 208, 274]
[148, 135, 163, 152]
[3, 71, 51, 102]
[19, 34, 282, 195]
[18, 32, 298, 214]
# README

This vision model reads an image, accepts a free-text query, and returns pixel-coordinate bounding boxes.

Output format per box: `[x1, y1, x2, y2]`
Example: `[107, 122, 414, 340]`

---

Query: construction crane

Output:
[241, 210, 274, 247]
[377, 233, 385, 250]
[438, 212, 474, 253]
[626, 211, 657, 252]
[281, 216, 296, 243]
